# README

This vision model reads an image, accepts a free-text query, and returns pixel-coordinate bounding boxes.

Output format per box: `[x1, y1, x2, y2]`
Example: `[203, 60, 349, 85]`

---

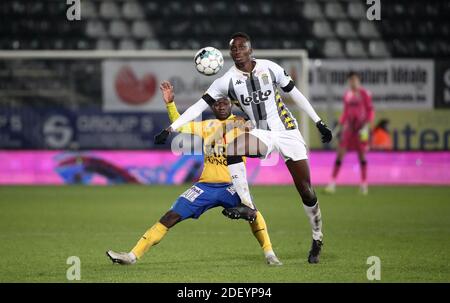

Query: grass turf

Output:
[0, 185, 449, 282]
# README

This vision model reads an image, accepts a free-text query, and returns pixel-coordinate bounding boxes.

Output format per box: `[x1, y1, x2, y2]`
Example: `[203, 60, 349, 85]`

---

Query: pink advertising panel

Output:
[0, 151, 449, 185]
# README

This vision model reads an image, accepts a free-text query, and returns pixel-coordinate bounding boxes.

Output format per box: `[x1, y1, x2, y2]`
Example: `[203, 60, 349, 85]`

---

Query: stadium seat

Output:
[109, 20, 130, 38]
[302, 2, 323, 19]
[323, 39, 345, 58]
[86, 20, 108, 38]
[76, 39, 94, 50]
[99, 1, 121, 19]
[119, 39, 138, 50]
[82, 1, 98, 19]
[142, 39, 162, 49]
[324, 2, 346, 20]
[237, 3, 251, 16]
[345, 40, 367, 57]
[96, 38, 115, 50]
[368, 40, 390, 57]
[144, 2, 160, 16]
[259, 2, 273, 16]
[347, 1, 366, 20]
[192, 2, 207, 15]
[313, 21, 335, 38]
[336, 21, 357, 39]
[358, 21, 380, 39]
[131, 21, 154, 39]
[122, 1, 144, 19]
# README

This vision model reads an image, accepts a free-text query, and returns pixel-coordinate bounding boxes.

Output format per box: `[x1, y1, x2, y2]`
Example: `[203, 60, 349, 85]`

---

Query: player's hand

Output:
[154, 127, 172, 144]
[316, 120, 333, 143]
[159, 81, 174, 104]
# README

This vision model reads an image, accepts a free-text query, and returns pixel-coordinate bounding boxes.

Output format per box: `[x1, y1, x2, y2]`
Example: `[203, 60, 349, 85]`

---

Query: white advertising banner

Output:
[308, 59, 434, 109]
[103, 58, 434, 112]
[102, 59, 302, 112]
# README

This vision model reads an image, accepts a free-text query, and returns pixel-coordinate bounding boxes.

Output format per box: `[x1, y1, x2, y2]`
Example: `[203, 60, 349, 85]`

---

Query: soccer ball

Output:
[194, 47, 224, 76]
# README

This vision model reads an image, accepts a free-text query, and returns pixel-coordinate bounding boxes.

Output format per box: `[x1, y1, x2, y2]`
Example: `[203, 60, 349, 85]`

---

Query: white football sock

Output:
[264, 250, 275, 258]
[303, 202, 323, 241]
[128, 252, 137, 261]
[228, 162, 255, 209]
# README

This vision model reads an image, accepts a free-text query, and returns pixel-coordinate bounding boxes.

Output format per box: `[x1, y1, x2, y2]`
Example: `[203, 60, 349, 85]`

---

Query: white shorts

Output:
[249, 128, 308, 162]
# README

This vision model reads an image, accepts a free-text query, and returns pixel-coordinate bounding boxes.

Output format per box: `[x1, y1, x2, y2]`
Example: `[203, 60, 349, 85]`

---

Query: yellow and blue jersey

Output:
[166, 101, 245, 184]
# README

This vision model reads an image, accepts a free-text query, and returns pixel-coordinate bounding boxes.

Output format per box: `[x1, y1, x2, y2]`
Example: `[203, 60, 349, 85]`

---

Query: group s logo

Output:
[240, 89, 272, 105]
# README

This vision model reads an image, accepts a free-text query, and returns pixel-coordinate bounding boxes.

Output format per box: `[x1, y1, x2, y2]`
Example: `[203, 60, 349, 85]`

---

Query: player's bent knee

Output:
[159, 211, 181, 228]
[335, 159, 342, 166]
[302, 194, 317, 207]
[300, 185, 317, 207]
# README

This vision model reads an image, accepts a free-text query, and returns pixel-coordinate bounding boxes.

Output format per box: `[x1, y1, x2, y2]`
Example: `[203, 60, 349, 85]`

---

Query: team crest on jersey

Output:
[261, 73, 269, 85]
[235, 79, 243, 85]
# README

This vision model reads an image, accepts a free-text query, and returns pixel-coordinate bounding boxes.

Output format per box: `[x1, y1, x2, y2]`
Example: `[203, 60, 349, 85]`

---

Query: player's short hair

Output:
[347, 71, 360, 79]
[230, 32, 251, 42]
[216, 97, 231, 103]
[229, 32, 251, 47]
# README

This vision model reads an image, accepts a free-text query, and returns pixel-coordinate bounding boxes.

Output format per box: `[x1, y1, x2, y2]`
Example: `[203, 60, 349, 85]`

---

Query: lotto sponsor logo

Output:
[240, 90, 272, 105]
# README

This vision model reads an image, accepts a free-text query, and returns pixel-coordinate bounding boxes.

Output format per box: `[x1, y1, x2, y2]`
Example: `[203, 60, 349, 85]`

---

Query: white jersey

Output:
[202, 59, 298, 131]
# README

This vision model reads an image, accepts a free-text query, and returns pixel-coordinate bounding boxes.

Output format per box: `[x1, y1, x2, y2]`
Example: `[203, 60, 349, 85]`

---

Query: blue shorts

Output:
[170, 182, 241, 220]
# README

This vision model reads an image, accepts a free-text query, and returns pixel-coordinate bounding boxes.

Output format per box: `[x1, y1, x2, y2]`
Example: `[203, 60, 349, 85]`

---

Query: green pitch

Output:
[0, 185, 449, 282]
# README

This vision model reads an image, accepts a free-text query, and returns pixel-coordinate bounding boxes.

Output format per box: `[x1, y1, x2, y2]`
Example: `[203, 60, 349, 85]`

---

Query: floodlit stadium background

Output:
[0, 0, 449, 186]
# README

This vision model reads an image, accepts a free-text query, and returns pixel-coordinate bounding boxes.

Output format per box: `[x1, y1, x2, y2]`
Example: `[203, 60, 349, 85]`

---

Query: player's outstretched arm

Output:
[286, 86, 321, 123]
[160, 81, 201, 135]
[154, 96, 209, 144]
[168, 99, 209, 131]
[286, 86, 332, 143]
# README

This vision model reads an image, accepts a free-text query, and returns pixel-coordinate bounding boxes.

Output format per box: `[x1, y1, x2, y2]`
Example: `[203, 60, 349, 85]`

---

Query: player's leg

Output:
[106, 210, 179, 265]
[357, 148, 368, 195]
[249, 212, 282, 265]
[325, 146, 346, 193]
[218, 183, 282, 265]
[225, 132, 268, 212]
[107, 184, 213, 265]
[285, 159, 323, 264]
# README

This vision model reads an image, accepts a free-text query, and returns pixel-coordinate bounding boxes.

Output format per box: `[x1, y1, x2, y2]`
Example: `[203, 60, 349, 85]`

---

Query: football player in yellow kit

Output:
[106, 81, 282, 266]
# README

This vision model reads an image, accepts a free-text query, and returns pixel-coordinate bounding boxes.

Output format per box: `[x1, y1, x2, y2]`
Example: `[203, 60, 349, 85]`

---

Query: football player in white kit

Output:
[155, 33, 332, 263]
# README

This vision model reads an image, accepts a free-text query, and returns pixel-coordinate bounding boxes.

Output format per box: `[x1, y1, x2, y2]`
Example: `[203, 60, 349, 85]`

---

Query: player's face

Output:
[229, 37, 252, 66]
[212, 99, 232, 120]
[348, 75, 360, 90]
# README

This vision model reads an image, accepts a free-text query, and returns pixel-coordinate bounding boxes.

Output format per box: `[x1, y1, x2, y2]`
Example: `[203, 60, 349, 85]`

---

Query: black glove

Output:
[154, 128, 170, 145]
[316, 120, 333, 143]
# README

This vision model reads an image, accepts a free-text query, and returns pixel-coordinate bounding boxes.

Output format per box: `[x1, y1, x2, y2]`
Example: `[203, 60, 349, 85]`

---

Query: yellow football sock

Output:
[131, 222, 168, 259]
[249, 211, 273, 253]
